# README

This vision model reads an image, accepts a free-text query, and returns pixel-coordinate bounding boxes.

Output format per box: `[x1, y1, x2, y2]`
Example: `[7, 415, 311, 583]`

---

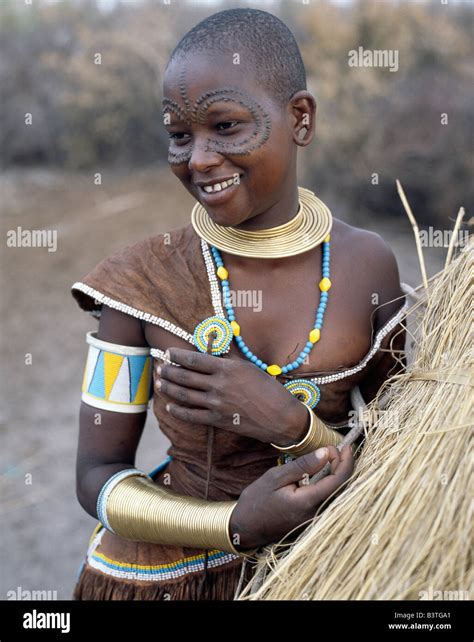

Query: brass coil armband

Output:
[104, 474, 246, 555]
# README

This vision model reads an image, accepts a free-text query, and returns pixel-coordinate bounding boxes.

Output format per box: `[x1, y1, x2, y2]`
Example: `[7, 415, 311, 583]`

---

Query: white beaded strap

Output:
[307, 298, 409, 385]
[72, 282, 194, 344]
[150, 347, 181, 366]
[200, 239, 226, 318]
[96, 468, 150, 533]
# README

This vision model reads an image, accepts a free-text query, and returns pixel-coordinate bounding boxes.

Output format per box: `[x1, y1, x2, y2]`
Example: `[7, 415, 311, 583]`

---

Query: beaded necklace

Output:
[193, 235, 331, 409]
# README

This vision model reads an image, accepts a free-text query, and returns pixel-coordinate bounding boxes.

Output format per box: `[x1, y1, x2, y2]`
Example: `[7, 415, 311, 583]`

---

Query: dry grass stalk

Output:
[445, 207, 466, 269]
[396, 180, 430, 296]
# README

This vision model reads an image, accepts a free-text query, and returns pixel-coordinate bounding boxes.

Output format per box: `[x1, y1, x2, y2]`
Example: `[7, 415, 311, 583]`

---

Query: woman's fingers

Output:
[165, 347, 218, 374]
[165, 401, 222, 426]
[338, 444, 354, 471]
[156, 362, 211, 391]
[270, 447, 335, 488]
[294, 445, 354, 507]
[156, 376, 211, 408]
[330, 448, 341, 474]
[268, 445, 353, 514]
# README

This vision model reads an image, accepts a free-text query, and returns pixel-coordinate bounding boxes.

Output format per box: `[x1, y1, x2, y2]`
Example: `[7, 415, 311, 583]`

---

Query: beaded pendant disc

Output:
[283, 379, 321, 409]
[193, 316, 233, 355]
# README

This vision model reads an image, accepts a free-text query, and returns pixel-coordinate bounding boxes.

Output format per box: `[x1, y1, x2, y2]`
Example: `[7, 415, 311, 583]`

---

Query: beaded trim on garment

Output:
[306, 299, 409, 385]
[71, 282, 196, 344]
[85, 526, 239, 582]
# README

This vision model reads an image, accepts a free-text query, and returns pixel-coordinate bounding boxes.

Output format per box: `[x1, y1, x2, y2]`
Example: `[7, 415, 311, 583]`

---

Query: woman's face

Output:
[162, 53, 299, 227]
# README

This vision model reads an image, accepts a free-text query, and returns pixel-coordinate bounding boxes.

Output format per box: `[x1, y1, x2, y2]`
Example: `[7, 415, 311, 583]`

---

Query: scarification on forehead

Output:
[179, 70, 192, 118]
[163, 69, 271, 165]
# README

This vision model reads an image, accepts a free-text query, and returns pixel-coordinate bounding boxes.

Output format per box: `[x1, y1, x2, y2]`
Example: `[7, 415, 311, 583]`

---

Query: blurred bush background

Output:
[1, 0, 472, 598]
[1, 0, 472, 222]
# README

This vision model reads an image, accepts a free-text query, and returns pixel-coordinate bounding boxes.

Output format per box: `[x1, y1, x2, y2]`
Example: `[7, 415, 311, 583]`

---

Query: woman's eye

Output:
[216, 121, 239, 132]
[169, 132, 190, 142]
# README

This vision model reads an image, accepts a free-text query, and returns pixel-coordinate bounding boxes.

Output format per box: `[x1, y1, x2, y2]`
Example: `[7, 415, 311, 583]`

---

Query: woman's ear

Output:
[289, 91, 316, 147]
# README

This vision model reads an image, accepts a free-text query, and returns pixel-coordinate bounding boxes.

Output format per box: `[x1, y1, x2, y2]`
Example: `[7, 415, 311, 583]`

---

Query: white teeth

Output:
[201, 179, 238, 194]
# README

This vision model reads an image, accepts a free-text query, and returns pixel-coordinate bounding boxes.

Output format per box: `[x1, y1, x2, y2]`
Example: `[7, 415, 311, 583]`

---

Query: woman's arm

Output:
[358, 234, 406, 403]
[75, 305, 149, 518]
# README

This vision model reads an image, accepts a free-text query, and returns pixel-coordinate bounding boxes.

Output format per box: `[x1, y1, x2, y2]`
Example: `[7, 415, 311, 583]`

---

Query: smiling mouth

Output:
[198, 178, 237, 194]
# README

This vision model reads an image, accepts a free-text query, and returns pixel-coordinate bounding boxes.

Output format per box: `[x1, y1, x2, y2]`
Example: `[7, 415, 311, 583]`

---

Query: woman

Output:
[71, 8, 405, 600]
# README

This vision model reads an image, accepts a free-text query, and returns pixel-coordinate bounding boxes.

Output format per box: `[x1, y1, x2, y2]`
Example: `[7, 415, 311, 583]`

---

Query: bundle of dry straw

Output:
[239, 232, 473, 601]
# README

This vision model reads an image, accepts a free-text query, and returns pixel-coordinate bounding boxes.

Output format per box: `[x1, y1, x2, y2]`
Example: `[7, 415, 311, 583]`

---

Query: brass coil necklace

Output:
[191, 187, 332, 259]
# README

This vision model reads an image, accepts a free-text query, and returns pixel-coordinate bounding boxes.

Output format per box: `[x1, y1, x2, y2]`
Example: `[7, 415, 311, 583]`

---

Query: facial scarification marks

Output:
[163, 70, 271, 165]
[179, 69, 192, 118]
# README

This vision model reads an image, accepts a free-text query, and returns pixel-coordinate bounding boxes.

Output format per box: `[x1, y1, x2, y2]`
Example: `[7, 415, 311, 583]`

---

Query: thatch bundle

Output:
[239, 231, 472, 601]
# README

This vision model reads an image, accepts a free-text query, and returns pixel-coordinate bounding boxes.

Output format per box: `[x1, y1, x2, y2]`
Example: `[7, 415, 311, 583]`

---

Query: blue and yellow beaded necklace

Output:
[193, 234, 331, 410]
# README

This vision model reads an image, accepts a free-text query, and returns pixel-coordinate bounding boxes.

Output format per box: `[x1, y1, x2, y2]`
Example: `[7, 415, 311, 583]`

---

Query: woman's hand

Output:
[229, 445, 354, 550]
[155, 347, 309, 445]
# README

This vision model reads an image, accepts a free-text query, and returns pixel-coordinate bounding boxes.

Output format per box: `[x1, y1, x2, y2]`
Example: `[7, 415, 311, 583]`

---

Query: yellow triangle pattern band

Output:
[81, 339, 153, 413]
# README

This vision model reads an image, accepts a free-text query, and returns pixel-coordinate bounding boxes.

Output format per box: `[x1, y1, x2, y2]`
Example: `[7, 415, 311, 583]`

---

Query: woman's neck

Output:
[234, 184, 300, 231]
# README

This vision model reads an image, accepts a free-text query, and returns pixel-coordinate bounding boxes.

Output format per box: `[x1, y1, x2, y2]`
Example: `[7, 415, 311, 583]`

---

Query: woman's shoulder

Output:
[331, 218, 404, 326]
[332, 218, 399, 275]
[332, 218, 395, 258]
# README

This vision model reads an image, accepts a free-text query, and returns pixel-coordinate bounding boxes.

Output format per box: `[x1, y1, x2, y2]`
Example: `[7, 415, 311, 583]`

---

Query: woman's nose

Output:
[188, 138, 223, 173]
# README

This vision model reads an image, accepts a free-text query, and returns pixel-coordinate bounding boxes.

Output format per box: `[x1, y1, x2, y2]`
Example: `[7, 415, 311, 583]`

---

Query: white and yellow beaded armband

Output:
[81, 332, 153, 413]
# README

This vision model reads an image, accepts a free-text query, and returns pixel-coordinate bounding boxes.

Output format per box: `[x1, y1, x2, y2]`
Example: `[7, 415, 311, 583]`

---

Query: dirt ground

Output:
[0, 167, 447, 599]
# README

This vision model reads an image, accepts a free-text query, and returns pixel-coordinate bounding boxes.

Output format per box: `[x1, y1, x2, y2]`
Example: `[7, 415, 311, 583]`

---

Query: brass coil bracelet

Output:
[271, 402, 343, 456]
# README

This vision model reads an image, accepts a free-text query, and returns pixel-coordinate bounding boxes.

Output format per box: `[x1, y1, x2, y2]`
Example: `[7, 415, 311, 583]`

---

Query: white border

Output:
[82, 392, 150, 414]
[86, 331, 151, 355]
